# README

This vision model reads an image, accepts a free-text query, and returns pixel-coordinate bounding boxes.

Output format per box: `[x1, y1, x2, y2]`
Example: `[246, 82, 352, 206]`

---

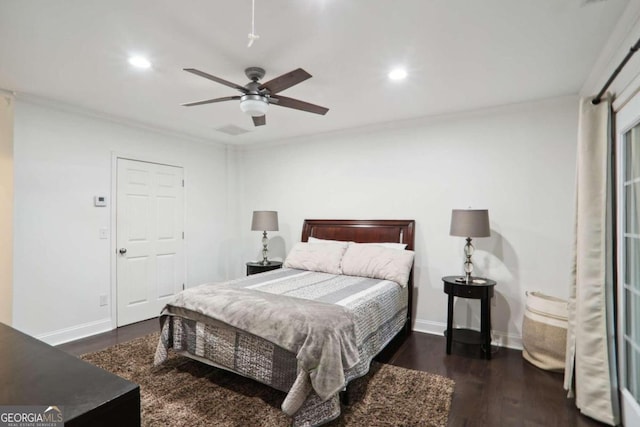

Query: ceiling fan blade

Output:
[183, 68, 247, 93]
[259, 68, 312, 94]
[252, 115, 266, 126]
[181, 96, 241, 107]
[270, 95, 329, 115]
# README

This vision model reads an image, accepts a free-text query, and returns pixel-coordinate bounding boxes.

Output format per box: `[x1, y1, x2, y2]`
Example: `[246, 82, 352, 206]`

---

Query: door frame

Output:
[615, 93, 640, 426]
[109, 152, 187, 330]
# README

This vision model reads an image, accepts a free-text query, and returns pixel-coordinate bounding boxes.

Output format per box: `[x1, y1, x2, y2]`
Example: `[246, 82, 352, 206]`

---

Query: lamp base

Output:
[463, 237, 474, 284]
[261, 231, 270, 265]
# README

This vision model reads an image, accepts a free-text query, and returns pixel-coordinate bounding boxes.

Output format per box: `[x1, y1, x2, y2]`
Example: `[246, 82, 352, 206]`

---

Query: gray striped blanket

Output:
[154, 268, 407, 425]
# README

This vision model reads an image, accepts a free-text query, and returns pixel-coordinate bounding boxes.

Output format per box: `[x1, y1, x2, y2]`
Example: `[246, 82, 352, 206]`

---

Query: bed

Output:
[154, 219, 415, 426]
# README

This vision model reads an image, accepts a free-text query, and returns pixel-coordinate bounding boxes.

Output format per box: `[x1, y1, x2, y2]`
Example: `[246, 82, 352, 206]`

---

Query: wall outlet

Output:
[99, 294, 108, 307]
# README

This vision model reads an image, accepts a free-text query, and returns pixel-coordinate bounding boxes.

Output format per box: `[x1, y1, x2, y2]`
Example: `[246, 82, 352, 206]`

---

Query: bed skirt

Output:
[155, 308, 407, 426]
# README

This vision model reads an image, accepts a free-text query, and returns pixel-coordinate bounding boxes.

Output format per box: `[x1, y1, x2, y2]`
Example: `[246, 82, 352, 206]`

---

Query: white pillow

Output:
[361, 242, 407, 250]
[307, 236, 348, 244]
[341, 243, 415, 287]
[284, 242, 348, 275]
[308, 236, 407, 250]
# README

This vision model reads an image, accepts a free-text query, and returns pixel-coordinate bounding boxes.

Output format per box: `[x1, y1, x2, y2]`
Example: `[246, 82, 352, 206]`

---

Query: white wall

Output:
[0, 92, 13, 325]
[9, 94, 579, 348]
[12, 98, 229, 343]
[234, 95, 578, 348]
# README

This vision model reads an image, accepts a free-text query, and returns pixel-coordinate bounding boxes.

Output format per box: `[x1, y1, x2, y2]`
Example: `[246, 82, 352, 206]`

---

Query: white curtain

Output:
[564, 97, 619, 425]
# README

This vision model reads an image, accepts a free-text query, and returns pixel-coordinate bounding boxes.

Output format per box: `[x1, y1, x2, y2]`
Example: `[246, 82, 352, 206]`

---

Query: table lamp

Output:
[449, 209, 490, 283]
[251, 210, 279, 265]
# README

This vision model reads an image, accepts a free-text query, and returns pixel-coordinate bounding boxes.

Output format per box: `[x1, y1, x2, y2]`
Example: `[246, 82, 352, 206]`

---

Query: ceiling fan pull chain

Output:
[248, 0, 260, 48]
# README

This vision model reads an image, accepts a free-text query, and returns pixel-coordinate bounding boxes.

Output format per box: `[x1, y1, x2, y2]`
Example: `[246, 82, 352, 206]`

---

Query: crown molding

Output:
[14, 92, 227, 149]
[231, 93, 578, 152]
[0, 88, 16, 98]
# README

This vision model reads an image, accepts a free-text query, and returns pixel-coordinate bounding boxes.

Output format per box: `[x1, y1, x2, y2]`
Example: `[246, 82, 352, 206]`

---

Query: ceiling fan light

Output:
[128, 56, 151, 69]
[240, 96, 269, 117]
[388, 68, 407, 81]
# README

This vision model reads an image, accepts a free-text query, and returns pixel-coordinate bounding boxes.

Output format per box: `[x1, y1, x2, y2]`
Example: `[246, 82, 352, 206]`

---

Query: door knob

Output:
[119, 248, 127, 255]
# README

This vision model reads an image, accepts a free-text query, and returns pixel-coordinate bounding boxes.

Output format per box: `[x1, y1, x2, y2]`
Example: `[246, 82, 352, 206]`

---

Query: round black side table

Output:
[442, 275, 497, 360]
[246, 261, 283, 276]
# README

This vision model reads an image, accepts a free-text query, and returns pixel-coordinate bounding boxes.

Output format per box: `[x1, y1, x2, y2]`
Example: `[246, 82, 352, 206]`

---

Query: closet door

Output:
[116, 158, 185, 326]
[616, 94, 640, 427]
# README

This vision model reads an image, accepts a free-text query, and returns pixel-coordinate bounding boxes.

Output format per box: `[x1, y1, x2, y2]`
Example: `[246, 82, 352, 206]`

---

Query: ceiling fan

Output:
[181, 67, 329, 127]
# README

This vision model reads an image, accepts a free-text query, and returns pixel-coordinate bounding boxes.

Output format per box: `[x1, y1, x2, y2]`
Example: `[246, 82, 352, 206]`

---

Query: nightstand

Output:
[442, 275, 496, 360]
[246, 261, 283, 276]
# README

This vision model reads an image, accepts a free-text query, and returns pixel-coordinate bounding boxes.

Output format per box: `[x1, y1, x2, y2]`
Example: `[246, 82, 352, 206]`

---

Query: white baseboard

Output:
[491, 330, 522, 350]
[35, 316, 524, 350]
[36, 318, 112, 346]
[413, 319, 447, 336]
[413, 319, 523, 350]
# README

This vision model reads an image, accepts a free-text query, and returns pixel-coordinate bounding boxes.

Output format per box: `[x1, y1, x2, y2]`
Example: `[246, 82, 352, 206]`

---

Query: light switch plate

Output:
[99, 227, 109, 239]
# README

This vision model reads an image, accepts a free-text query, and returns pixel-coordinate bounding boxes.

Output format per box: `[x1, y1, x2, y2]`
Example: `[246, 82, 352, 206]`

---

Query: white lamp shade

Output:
[240, 98, 269, 117]
[449, 209, 490, 237]
[251, 211, 279, 231]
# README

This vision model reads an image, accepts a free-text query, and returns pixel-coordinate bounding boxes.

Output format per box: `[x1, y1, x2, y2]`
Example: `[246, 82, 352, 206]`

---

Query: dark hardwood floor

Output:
[58, 320, 606, 427]
[57, 318, 160, 356]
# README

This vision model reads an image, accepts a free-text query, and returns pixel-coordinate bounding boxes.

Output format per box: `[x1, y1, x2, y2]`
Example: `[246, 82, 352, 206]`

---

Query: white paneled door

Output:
[617, 94, 640, 427]
[116, 158, 184, 326]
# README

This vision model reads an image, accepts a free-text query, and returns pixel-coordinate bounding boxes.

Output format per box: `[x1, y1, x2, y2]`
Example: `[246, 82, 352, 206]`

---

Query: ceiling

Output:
[0, 0, 630, 145]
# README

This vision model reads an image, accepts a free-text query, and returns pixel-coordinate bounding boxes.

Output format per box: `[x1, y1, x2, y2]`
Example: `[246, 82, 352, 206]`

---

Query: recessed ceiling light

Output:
[128, 56, 151, 69]
[388, 68, 407, 81]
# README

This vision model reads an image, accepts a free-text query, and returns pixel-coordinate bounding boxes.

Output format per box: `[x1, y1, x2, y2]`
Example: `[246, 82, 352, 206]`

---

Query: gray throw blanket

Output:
[158, 282, 360, 415]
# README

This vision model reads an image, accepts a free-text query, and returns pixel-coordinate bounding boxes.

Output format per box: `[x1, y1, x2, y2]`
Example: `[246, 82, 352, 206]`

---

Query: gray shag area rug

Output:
[80, 332, 454, 426]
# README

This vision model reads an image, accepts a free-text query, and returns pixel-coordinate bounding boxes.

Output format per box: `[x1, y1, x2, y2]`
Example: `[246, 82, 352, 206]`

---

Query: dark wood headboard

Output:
[301, 219, 415, 250]
[300, 219, 415, 335]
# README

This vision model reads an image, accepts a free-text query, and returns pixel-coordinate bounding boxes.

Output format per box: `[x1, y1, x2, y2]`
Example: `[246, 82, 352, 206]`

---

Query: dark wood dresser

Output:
[0, 322, 140, 426]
